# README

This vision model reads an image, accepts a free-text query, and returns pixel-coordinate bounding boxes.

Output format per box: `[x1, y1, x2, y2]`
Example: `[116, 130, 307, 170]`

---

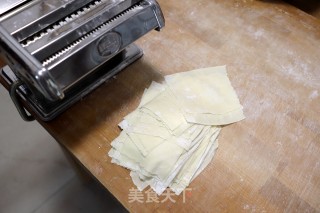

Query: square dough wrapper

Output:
[165, 66, 245, 125]
[110, 126, 212, 195]
[142, 87, 188, 132]
[132, 126, 212, 195]
[170, 127, 220, 195]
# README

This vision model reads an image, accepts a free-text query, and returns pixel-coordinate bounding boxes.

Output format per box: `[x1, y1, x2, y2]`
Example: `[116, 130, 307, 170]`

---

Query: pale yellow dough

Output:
[165, 66, 245, 125]
[108, 65, 245, 195]
[170, 127, 220, 195]
[142, 87, 187, 132]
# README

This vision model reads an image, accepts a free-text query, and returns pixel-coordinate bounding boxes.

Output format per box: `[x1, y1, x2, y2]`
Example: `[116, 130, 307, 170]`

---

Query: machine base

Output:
[1, 44, 143, 121]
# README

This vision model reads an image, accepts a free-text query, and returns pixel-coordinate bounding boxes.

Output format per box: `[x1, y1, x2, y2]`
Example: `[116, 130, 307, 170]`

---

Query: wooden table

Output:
[1, 0, 320, 212]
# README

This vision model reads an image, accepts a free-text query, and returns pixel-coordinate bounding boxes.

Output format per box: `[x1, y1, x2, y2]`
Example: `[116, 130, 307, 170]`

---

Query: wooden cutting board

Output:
[1, 0, 319, 212]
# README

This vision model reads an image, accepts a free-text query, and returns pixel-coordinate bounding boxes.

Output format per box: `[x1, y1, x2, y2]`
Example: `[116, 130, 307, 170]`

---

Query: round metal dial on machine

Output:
[97, 32, 122, 57]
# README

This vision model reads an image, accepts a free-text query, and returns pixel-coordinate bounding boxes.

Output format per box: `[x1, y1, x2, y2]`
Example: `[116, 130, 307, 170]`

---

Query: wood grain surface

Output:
[1, 0, 320, 212]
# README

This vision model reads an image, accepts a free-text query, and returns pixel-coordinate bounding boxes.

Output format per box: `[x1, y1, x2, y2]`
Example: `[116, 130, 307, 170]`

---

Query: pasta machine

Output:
[0, 0, 165, 121]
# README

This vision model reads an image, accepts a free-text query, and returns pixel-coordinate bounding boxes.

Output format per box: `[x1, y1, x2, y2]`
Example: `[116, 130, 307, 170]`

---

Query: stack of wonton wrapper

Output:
[108, 66, 245, 195]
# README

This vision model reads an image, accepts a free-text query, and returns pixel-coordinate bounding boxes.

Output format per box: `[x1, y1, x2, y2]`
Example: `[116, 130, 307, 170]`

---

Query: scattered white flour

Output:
[309, 90, 319, 100]
[253, 29, 265, 40]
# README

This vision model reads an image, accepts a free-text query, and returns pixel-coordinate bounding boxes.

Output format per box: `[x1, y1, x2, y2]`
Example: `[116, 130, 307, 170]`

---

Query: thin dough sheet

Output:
[108, 65, 245, 196]
[165, 66, 245, 125]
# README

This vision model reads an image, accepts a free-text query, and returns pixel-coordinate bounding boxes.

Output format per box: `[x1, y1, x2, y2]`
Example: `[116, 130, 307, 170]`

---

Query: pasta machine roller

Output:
[0, 0, 165, 121]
